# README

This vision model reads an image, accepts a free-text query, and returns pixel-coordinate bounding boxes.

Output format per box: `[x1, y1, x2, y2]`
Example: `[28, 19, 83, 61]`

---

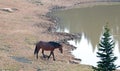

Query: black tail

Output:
[34, 43, 41, 59]
[34, 45, 38, 55]
[34, 45, 40, 59]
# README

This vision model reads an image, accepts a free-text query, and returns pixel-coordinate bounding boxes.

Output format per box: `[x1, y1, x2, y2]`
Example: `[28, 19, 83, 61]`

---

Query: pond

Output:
[52, 3, 120, 68]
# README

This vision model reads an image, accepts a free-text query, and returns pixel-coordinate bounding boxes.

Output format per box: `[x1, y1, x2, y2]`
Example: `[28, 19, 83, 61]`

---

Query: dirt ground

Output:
[0, 0, 120, 71]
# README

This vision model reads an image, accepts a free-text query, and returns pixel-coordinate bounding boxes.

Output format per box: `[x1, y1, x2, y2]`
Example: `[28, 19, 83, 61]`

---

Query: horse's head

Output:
[48, 41, 63, 53]
[59, 44, 63, 53]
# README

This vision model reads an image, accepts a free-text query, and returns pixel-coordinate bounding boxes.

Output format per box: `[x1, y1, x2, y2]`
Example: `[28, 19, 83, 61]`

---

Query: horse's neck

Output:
[53, 47, 58, 49]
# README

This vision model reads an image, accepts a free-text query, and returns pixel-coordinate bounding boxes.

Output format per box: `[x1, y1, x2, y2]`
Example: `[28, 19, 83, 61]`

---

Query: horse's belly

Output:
[42, 47, 54, 51]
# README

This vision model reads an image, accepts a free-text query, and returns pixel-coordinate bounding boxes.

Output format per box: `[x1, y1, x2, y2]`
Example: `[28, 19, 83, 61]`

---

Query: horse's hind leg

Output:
[36, 54, 38, 59]
[48, 51, 52, 60]
[42, 49, 46, 58]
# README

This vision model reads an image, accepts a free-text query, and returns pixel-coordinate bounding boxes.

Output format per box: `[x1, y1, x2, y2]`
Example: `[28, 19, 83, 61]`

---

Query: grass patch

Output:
[0, 44, 11, 52]
[24, 35, 38, 45]
[3, 65, 20, 71]
[37, 60, 93, 71]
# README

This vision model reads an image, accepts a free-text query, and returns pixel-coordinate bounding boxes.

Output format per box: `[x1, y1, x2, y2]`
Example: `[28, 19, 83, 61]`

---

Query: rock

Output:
[0, 8, 18, 13]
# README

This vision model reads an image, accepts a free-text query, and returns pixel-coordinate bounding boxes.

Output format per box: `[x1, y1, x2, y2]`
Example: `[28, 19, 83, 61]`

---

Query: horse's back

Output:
[48, 41, 62, 48]
[36, 41, 54, 49]
[36, 41, 62, 49]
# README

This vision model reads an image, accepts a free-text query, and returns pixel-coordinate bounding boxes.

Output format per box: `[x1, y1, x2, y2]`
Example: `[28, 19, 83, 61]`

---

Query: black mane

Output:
[48, 41, 62, 48]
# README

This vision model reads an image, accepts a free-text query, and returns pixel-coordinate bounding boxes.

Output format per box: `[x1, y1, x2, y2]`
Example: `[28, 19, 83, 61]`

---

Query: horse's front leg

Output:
[48, 51, 55, 61]
[42, 49, 45, 58]
[52, 52, 55, 61]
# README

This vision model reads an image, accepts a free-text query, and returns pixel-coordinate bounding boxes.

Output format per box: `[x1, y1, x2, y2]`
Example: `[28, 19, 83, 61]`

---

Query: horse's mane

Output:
[48, 41, 62, 48]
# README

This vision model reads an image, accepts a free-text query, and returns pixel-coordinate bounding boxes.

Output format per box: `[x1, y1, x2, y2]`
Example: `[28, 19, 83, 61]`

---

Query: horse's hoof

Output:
[47, 57, 50, 59]
[53, 59, 56, 61]
[43, 55, 46, 58]
[36, 57, 38, 59]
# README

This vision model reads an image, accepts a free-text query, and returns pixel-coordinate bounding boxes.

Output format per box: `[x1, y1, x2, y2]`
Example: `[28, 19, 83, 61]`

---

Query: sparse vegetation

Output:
[0, 0, 120, 71]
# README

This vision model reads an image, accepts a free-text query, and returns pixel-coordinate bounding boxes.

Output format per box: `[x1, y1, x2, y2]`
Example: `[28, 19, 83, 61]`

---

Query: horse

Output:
[34, 41, 63, 61]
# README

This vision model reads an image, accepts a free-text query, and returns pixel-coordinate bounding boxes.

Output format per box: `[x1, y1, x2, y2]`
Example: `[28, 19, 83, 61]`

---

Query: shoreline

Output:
[1, 0, 120, 70]
[42, 0, 120, 68]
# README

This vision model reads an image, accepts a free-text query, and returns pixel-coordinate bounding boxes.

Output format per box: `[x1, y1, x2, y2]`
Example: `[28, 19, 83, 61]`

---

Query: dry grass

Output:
[0, 0, 120, 71]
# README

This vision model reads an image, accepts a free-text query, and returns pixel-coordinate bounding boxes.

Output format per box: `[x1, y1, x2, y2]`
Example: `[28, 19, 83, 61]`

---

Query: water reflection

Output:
[57, 27, 120, 68]
[52, 4, 120, 68]
[114, 41, 120, 66]
[53, 4, 120, 48]
[56, 27, 70, 33]
[69, 33, 120, 68]
[69, 33, 99, 66]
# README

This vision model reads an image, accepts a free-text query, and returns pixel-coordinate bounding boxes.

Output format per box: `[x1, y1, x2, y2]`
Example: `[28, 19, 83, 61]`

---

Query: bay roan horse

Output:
[34, 41, 63, 61]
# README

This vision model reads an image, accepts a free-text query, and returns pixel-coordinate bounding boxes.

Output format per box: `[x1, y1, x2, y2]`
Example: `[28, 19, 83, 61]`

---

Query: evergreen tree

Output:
[93, 25, 119, 71]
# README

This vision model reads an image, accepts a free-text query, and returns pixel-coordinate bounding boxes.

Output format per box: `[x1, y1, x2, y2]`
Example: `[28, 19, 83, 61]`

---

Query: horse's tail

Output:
[34, 44, 41, 59]
[34, 45, 38, 55]
[34, 41, 42, 55]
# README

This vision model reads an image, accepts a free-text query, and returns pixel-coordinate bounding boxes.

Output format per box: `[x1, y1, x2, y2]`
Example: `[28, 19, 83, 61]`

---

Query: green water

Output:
[52, 4, 120, 48]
